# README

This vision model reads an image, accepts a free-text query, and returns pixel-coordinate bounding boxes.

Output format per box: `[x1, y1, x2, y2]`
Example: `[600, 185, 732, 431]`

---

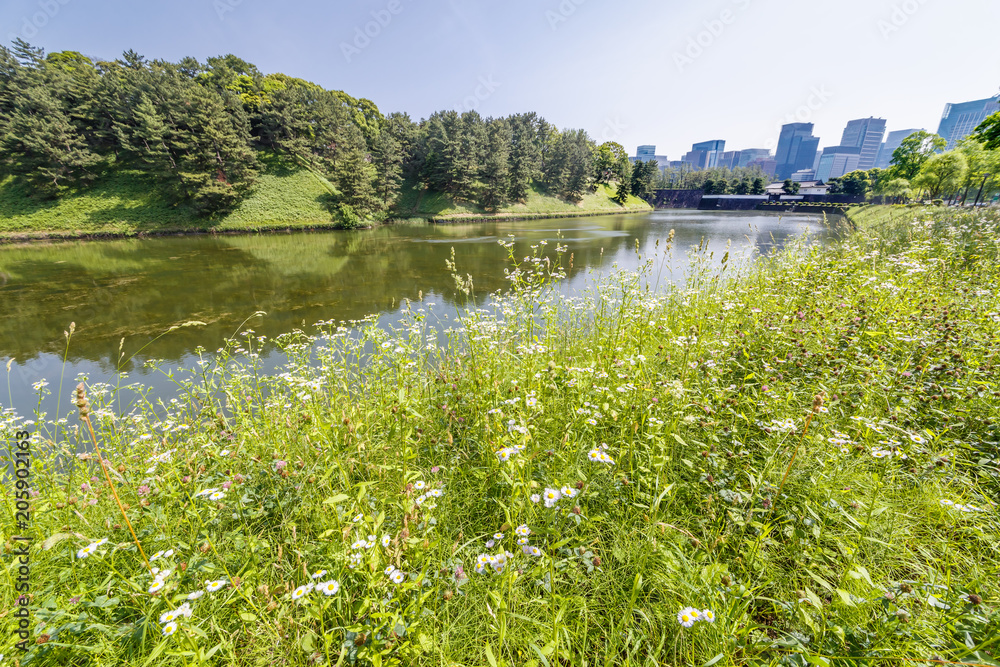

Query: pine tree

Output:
[0, 83, 99, 196]
[372, 128, 404, 209]
[481, 118, 512, 211]
[333, 124, 380, 221]
[507, 113, 541, 202]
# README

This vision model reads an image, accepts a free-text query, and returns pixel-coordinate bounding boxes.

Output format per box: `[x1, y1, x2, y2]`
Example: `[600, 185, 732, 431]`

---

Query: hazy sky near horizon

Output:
[3, 0, 999, 159]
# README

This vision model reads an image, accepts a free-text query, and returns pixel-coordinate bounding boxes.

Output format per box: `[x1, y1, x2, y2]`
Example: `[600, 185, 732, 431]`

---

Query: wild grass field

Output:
[1, 205, 998, 666]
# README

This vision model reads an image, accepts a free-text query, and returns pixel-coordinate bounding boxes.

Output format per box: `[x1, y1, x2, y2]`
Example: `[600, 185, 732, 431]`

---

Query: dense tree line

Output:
[866, 127, 1000, 204]
[0, 42, 652, 224]
[654, 165, 769, 195]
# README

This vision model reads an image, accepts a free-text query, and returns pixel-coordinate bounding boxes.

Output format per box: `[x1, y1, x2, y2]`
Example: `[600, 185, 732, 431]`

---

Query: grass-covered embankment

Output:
[2, 206, 999, 666]
[0, 157, 650, 241]
[393, 181, 651, 222]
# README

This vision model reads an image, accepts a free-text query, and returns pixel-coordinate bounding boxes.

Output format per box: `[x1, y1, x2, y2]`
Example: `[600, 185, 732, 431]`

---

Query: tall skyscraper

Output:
[937, 95, 1000, 149]
[636, 145, 656, 160]
[875, 129, 923, 169]
[775, 124, 820, 180]
[737, 148, 771, 168]
[683, 140, 726, 170]
[631, 145, 669, 169]
[839, 117, 886, 170]
[815, 146, 861, 183]
[717, 150, 741, 170]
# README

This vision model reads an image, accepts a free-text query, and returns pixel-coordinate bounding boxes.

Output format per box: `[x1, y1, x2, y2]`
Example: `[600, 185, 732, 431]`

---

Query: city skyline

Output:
[634, 89, 997, 182]
[1, 0, 997, 161]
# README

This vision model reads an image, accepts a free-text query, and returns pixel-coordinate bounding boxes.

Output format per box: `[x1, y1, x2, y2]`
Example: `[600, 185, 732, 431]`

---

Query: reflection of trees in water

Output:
[0, 216, 653, 366]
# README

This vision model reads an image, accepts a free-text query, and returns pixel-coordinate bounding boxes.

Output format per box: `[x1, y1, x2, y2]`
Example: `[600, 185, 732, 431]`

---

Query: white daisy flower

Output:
[515, 525, 530, 537]
[390, 570, 406, 584]
[414, 481, 426, 491]
[159, 610, 178, 623]
[162, 621, 178, 636]
[561, 485, 579, 499]
[543, 488, 562, 508]
[77, 543, 98, 559]
[209, 491, 226, 501]
[318, 580, 340, 596]
[205, 579, 227, 592]
[381, 534, 391, 548]
[291, 585, 311, 600]
[187, 590, 204, 600]
[148, 580, 166, 594]
[677, 608, 695, 628]
[311, 570, 327, 580]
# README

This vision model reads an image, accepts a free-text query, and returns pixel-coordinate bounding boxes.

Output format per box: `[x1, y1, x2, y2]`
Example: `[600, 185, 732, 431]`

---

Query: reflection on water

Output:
[0, 210, 839, 417]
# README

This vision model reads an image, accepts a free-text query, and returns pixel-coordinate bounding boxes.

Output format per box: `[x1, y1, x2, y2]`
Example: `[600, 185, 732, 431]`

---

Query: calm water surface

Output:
[0, 210, 838, 419]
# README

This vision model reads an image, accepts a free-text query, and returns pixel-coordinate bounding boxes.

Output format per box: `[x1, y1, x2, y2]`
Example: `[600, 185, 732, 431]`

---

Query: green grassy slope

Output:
[0, 158, 649, 240]
[0, 154, 338, 239]
[394, 180, 651, 220]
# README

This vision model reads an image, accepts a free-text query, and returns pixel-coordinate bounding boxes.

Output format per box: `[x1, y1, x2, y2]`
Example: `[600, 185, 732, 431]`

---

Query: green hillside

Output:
[0, 154, 339, 239]
[0, 159, 650, 240]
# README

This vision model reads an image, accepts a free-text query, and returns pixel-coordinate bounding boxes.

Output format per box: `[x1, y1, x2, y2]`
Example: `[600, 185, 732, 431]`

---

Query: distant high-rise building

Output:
[839, 117, 886, 170]
[815, 146, 862, 183]
[636, 145, 656, 160]
[775, 123, 820, 180]
[717, 150, 741, 170]
[875, 129, 924, 169]
[937, 95, 1000, 150]
[737, 148, 771, 168]
[684, 140, 726, 169]
[631, 145, 670, 169]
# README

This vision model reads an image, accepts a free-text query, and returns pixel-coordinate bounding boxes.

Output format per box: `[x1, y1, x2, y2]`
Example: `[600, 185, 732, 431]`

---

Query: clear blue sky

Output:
[4, 0, 998, 159]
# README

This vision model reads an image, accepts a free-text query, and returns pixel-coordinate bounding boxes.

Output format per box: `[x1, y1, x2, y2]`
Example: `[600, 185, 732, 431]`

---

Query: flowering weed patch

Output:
[2, 206, 999, 665]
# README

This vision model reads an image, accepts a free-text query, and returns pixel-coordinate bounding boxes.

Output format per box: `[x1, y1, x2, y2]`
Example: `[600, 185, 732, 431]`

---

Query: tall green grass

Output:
[2, 206, 998, 666]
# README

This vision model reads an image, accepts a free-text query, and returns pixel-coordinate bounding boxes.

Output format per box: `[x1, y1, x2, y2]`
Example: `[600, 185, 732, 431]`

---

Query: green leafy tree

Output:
[830, 170, 871, 197]
[888, 130, 946, 180]
[912, 150, 968, 200]
[782, 179, 800, 195]
[881, 178, 912, 203]
[956, 137, 993, 204]
[973, 110, 1000, 150]
[593, 141, 626, 185]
